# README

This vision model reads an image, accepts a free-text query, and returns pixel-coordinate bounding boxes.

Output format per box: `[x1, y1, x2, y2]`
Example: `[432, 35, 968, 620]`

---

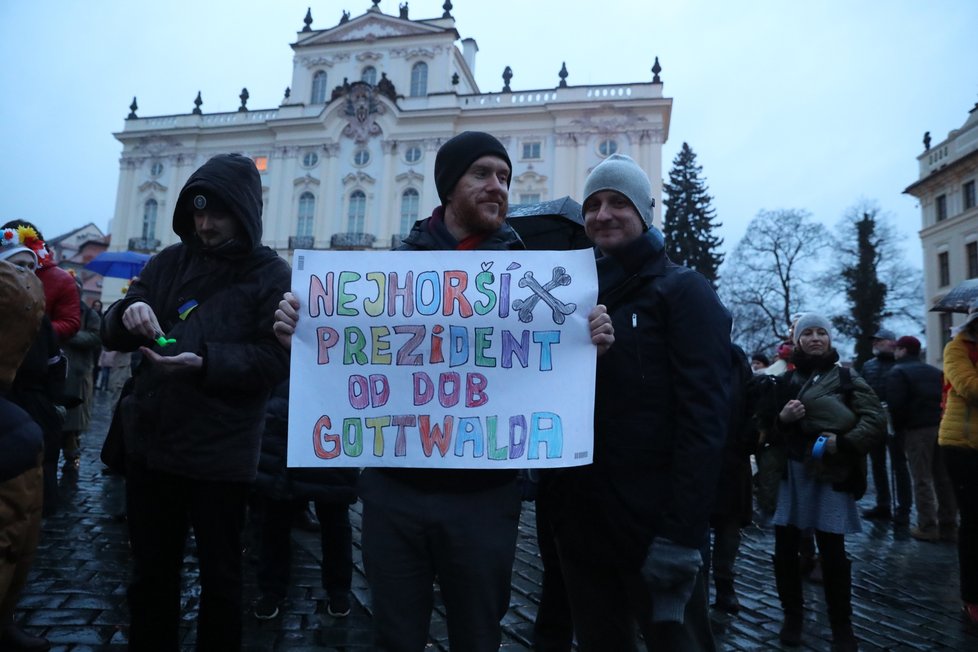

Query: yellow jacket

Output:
[939, 333, 978, 451]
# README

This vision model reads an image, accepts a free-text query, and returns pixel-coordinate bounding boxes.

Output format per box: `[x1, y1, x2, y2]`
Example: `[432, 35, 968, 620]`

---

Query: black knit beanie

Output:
[434, 131, 512, 204]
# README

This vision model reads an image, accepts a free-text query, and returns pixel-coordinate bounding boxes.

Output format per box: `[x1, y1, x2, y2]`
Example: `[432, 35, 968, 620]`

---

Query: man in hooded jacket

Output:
[101, 153, 290, 651]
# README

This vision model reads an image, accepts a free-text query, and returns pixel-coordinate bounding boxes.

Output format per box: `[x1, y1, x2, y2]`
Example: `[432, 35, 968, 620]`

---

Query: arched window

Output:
[142, 199, 157, 240]
[348, 190, 366, 233]
[410, 62, 428, 97]
[311, 70, 328, 104]
[400, 188, 420, 233]
[297, 192, 315, 237]
[361, 66, 377, 85]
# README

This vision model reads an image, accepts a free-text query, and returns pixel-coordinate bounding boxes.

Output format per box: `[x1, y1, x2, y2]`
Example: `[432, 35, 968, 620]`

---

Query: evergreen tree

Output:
[663, 142, 723, 286]
[830, 209, 889, 368]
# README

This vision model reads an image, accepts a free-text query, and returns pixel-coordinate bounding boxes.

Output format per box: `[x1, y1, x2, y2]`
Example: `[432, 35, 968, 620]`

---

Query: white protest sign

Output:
[286, 249, 598, 469]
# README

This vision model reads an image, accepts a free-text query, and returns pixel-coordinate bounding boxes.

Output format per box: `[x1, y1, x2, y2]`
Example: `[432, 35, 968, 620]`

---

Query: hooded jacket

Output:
[101, 154, 291, 482]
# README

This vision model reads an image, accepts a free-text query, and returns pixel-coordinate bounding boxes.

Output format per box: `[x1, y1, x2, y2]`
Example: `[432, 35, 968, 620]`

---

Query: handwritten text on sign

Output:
[287, 249, 598, 469]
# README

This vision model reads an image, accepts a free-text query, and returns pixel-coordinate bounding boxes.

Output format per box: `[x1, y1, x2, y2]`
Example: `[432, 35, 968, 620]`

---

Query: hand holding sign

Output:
[274, 291, 300, 351]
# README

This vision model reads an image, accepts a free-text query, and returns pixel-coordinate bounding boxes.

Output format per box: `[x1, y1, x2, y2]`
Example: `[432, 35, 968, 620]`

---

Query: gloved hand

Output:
[640, 536, 703, 624]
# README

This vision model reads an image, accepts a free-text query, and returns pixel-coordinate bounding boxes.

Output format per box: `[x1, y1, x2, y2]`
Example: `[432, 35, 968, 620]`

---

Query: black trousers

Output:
[125, 463, 249, 652]
[359, 469, 521, 652]
[255, 497, 353, 600]
[943, 446, 978, 603]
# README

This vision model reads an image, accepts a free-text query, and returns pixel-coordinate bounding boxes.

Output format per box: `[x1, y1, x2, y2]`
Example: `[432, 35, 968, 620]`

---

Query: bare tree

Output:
[721, 209, 832, 354]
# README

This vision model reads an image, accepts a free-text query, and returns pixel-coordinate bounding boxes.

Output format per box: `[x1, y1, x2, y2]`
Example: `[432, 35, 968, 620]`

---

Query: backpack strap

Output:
[837, 366, 856, 408]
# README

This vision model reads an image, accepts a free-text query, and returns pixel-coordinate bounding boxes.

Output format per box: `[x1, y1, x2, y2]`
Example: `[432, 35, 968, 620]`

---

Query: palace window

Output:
[348, 190, 366, 234]
[362, 66, 377, 85]
[400, 188, 420, 233]
[404, 145, 422, 164]
[938, 251, 950, 287]
[302, 151, 319, 168]
[936, 194, 948, 222]
[311, 70, 328, 104]
[353, 148, 370, 167]
[142, 199, 158, 240]
[598, 138, 618, 158]
[297, 192, 315, 238]
[520, 193, 541, 204]
[965, 180, 976, 211]
[410, 62, 428, 97]
[150, 161, 163, 177]
[522, 142, 541, 160]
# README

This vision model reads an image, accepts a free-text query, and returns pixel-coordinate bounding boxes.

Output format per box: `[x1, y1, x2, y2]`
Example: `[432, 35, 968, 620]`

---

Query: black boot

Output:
[713, 577, 740, 614]
[773, 554, 803, 646]
[822, 556, 858, 652]
[0, 622, 51, 651]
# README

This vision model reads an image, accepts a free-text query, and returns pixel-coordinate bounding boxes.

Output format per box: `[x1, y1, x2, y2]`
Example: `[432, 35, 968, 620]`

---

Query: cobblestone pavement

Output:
[12, 391, 978, 650]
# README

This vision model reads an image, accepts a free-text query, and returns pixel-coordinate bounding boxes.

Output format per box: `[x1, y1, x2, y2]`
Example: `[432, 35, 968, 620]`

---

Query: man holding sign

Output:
[275, 131, 613, 652]
[550, 154, 731, 651]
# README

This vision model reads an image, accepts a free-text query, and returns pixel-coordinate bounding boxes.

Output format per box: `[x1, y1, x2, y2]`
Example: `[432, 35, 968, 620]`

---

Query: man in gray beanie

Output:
[274, 131, 614, 651]
[547, 153, 731, 650]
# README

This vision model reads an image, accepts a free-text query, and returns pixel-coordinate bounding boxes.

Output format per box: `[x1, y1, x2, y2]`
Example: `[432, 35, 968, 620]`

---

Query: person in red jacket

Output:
[2, 221, 80, 343]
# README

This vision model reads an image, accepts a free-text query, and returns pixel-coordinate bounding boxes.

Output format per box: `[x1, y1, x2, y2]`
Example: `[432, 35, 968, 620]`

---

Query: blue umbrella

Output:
[84, 251, 151, 279]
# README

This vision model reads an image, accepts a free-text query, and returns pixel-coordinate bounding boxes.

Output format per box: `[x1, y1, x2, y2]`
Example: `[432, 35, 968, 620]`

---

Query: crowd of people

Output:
[1, 131, 976, 652]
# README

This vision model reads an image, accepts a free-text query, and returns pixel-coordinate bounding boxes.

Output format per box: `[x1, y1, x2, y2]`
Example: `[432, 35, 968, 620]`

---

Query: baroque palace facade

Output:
[109, 1, 671, 259]
[906, 101, 978, 366]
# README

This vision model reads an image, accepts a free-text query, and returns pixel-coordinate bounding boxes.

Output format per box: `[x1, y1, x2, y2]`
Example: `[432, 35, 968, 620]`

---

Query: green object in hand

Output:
[155, 335, 176, 347]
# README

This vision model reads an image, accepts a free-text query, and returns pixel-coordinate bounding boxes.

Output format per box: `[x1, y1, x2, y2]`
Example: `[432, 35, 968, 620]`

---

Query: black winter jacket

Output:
[377, 207, 525, 493]
[859, 352, 894, 403]
[255, 380, 358, 503]
[101, 154, 291, 483]
[553, 231, 732, 561]
[886, 356, 943, 431]
[0, 396, 43, 483]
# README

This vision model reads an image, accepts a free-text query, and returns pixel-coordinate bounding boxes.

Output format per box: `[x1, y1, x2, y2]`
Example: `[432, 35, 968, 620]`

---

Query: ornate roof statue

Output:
[192, 91, 203, 115]
[558, 62, 568, 88]
[502, 66, 513, 93]
[238, 88, 249, 112]
[651, 57, 662, 83]
[302, 7, 313, 32]
[127, 97, 138, 120]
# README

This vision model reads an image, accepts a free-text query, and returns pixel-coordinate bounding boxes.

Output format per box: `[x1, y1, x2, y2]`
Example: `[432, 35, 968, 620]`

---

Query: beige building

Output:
[906, 101, 978, 365]
[107, 2, 671, 262]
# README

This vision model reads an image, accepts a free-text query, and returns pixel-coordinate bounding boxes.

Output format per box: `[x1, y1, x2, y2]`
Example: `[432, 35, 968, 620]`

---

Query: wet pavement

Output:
[11, 390, 978, 650]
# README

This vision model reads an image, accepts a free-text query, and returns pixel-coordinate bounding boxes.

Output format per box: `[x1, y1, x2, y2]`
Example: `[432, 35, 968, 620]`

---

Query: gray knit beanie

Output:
[582, 154, 653, 229]
[793, 313, 833, 346]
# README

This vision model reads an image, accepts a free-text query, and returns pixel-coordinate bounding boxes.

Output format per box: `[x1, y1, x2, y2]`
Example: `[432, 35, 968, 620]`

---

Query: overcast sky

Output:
[1, 0, 975, 268]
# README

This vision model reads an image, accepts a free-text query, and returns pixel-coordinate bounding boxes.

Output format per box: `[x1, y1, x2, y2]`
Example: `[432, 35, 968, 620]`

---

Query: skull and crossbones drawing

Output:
[512, 267, 577, 324]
